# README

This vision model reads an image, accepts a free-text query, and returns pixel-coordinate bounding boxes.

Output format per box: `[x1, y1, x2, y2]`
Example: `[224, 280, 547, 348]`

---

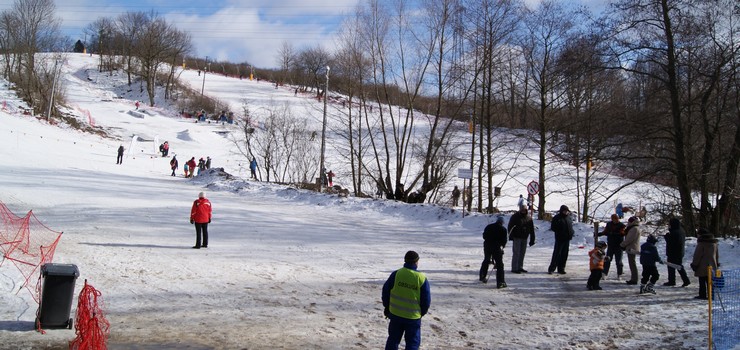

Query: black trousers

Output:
[641, 265, 660, 285]
[699, 276, 709, 298]
[603, 245, 623, 276]
[587, 268, 603, 288]
[480, 246, 505, 285]
[116, 154, 123, 164]
[548, 239, 570, 273]
[195, 223, 209, 247]
[666, 256, 690, 284]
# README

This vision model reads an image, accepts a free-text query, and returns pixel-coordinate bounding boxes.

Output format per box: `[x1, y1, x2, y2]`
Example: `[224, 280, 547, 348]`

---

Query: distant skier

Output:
[327, 170, 335, 187]
[197, 158, 206, 175]
[163, 141, 169, 156]
[205, 156, 211, 169]
[517, 194, 525, 208]
[190, 191, 212, 249]
[451, 186, 460, 207]
[186, 157, 197, 178]
[169, 156, 178, 176]
[250, 158, 258, 180]
[116, 145, 124, 164]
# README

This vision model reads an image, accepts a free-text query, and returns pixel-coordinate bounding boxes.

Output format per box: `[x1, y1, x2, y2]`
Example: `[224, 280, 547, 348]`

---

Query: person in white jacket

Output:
[620, 216, 642, 285]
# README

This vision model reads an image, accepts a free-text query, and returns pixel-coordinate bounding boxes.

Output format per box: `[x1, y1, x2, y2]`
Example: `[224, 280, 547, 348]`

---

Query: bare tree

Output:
[520, 0, 579, 219]
[276, 41, 296, 85]
[603, 0, 740, 234]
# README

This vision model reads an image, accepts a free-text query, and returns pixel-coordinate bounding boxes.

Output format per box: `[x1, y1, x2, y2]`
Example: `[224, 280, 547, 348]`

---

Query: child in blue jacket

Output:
[639, 234, 664, 294]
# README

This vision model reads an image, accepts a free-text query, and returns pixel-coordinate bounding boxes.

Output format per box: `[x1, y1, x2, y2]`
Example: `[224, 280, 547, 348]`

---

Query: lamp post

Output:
[319, 66, 330, 192]
[201, 56, 209, 95]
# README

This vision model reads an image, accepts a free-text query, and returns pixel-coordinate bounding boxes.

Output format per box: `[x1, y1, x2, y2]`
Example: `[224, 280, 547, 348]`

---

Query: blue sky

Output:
[0, 0, 607, 69]
[0, 0, 360, 68]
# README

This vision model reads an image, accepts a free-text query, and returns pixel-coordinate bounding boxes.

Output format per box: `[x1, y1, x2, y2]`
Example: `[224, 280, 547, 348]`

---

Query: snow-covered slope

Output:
[0, 53, 736, 349]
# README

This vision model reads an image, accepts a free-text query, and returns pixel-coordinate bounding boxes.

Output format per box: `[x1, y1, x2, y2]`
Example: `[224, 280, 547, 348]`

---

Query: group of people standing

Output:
[596, 213, 719, 299]
[171, 155, 211, 178]
[477, 203, 721, 301]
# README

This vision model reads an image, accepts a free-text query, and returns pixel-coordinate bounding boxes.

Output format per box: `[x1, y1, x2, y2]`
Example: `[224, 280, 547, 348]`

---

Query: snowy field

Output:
[0, 53, 738, 349]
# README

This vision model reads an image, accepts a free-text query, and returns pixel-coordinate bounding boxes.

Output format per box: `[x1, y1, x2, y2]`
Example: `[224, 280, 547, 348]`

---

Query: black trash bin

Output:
[36, 263, 79, 329]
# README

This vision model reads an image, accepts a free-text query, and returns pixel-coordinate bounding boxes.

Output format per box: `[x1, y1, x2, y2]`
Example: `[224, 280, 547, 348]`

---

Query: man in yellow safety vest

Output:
[382, 251, 431, 350]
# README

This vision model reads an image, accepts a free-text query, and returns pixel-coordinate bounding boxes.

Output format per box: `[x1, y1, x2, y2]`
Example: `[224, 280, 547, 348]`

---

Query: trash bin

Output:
[36, 263, 79, 329]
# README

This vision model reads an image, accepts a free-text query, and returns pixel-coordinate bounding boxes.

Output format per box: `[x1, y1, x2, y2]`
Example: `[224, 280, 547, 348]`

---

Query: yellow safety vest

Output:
[389, 267, 426, 319]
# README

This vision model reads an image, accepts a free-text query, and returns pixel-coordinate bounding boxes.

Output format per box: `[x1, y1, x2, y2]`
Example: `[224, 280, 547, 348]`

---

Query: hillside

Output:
[0, 53, 736, 349]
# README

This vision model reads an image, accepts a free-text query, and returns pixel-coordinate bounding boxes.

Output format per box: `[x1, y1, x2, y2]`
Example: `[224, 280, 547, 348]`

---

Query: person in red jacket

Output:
[190, 191, 212, 249]
[186, 157, 197, 178]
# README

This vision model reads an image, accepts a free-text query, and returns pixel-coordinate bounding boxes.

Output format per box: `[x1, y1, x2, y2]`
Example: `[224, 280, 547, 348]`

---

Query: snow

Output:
[0, 53, 738, 349]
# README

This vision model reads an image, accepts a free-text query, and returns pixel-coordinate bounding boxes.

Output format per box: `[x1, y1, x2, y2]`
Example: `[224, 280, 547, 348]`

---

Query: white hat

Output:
[198, 192, 206, 198]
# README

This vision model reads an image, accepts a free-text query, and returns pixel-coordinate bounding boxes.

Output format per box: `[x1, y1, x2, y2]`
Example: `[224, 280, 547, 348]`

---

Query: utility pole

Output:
[201, 56, 208, 96]
[46, 58, 60, 121]
[319, 66, 330, 192]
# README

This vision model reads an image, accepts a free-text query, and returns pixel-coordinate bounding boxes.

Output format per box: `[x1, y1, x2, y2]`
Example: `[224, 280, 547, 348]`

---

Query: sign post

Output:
[458, 169, 473, 218]
[526, 181, 539, 217]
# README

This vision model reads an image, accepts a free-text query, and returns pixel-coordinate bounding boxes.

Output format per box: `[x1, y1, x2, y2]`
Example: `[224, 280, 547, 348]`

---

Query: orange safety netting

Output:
[0, 200, 63, 303]
[69, 280, 109, 350]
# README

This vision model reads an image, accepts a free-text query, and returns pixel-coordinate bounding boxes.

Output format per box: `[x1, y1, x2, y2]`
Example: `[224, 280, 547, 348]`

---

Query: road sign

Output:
[458, 168, 473, 179]
[527, 181, 539, 195]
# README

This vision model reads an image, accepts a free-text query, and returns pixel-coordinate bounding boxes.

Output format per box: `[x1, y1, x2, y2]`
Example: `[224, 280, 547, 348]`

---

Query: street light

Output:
[201, 56, 209, 96]
[319, 66, 330, 192]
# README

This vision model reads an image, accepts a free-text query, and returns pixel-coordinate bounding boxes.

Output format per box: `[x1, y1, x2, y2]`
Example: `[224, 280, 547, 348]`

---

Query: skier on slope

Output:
[169, 156, 178, 176]
[186, 157, 197, 178]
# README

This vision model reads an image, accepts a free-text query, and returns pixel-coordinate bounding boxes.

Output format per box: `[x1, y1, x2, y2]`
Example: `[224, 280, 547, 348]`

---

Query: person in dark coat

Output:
[507, 205, 535, 273]
[480, 217, 508, 288]
[691, 229, 719, 300]
[116, 145, 124, 164]
[451, 186, 460, 207]
[663, 218, 691, 287]
[639, 234, 664, 294]
[598, 214, 626, 278]
[548, 205, 574, 274]
[169, 156, 178, 176]
[250, 158, 258, 179]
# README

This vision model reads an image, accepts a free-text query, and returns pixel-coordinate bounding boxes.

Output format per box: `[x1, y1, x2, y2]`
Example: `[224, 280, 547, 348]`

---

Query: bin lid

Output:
[41, 263, 80, 278]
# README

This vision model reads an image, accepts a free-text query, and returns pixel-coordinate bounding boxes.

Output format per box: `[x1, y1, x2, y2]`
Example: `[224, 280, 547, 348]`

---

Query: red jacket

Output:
[190, 198, 212, 224]
[186, 158, 197, 169]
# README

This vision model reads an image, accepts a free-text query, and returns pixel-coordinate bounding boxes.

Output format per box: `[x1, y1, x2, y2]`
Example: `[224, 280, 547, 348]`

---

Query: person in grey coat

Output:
[620, 216, 642, 285]
[507, 205, 535, 274]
